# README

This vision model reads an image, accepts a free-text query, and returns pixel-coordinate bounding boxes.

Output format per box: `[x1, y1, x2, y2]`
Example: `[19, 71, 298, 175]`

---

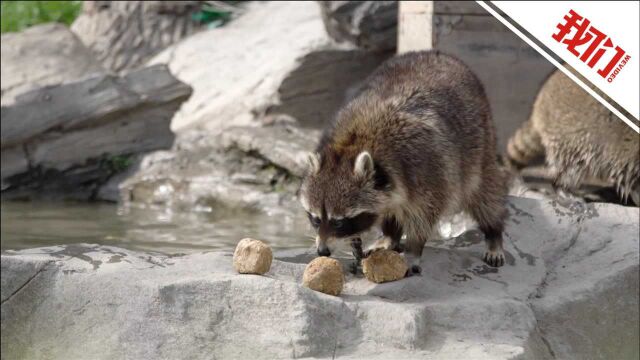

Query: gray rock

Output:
[221, 125, 321, 178]
[119, 122, 323, 215]
[318, 1, 398, 51]
[1, 197, 637, 359]
[528, 202, 640, 359]
[0, 256, 52, 304]
[71, 1, 205, 74]
[0, 146, 28, 185]
[148, 1, 390, 131]
[266, 49, 391, 128]
[0, 23, 105, 106]
[120, 125, 314, 216]
[0, 65, 192, 200]
[121, 1, 391, 211]
[25, 106, 173, 172]
[1, 65, 190, 150]
[94, 154, 145, 202]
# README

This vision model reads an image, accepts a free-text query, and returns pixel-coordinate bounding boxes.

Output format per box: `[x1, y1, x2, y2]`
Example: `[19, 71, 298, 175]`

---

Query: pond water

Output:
[1, 201, 314, 255]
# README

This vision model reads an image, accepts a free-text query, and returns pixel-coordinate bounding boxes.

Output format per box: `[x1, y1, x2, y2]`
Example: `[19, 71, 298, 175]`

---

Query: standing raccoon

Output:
[299, 51, 508, 274]
[507, 69, 640, 205]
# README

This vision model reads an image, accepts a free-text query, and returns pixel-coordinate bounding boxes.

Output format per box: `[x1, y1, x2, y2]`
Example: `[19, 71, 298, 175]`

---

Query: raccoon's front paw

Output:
[349, 261, 361, 275]
[390, 243, 404, 253]
[404, 265, 422, 277]
[483, 249, 505, 267]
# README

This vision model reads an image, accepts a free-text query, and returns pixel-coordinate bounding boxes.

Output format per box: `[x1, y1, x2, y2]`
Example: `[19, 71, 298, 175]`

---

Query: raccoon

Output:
[507, 69, 640, 205]
[298, 51, 509, 274]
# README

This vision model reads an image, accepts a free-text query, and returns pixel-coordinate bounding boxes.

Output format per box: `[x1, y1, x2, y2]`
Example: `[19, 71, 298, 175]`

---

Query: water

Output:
[1, 201, 314, 255]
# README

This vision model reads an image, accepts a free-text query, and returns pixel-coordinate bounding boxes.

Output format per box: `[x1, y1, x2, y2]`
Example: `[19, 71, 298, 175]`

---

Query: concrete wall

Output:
[399, 1, 556, 152]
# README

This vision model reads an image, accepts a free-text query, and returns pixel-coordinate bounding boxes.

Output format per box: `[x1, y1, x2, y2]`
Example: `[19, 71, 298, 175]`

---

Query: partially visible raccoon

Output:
[299, 51, 509, 274]
[507, 69, 640, 205]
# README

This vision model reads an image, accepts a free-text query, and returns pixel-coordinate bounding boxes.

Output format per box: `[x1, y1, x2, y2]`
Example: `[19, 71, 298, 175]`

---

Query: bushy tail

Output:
[506, 119, 544, 168]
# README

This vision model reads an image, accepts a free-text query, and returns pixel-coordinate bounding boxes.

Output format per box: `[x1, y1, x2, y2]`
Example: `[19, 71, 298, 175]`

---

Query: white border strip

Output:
[477, 1, 640, 133]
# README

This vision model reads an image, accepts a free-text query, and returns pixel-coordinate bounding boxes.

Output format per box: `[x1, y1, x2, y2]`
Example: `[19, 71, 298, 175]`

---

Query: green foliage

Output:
[1, 1, 82, 34]
[106, 155, 133, 173]
[192, 3, 232, 29]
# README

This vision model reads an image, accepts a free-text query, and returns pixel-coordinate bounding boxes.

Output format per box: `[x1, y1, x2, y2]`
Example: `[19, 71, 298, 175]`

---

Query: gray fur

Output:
[507, 69, 640, 204]
[300, 51, 509, 269]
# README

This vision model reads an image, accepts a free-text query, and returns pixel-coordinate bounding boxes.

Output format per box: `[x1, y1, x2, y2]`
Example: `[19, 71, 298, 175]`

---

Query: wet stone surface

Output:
[1, 196, 638, 360]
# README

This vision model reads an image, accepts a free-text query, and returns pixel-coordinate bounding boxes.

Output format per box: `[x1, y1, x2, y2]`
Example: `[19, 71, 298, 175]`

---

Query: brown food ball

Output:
[233, 238, 273, 275]
[302, 257, 344, 296]
[362, 249, 408, 283]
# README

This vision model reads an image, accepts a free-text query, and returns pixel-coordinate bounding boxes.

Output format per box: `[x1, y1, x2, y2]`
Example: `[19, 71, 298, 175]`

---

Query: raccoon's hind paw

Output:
[483, 249, 505, 267]
[404, 265, 422, 277]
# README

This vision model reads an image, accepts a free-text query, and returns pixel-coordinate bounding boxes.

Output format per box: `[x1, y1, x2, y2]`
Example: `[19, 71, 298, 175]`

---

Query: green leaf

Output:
[1, 1, 82, 34]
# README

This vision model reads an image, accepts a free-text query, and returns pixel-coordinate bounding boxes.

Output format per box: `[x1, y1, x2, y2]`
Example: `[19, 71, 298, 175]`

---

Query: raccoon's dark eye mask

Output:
[307, 212, 321, 228]
[329, 212, 377, 237]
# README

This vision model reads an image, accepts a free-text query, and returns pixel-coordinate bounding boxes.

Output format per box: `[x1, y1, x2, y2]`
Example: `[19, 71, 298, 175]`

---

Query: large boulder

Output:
[120, 1, 389, 213]
[71, 1, 205, 74]
[1, 197, 637, 359]
[0, 65, 192, 200]
[220, 125, 321, 178]
[119, 124, 320, 216]
[147, 1, 391, 132]
[318, 1, 398, 51]
[0, 23, 105, 106]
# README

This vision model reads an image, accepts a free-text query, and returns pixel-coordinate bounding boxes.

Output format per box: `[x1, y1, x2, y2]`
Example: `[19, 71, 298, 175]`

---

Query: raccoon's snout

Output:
[317, 245, 331, 257]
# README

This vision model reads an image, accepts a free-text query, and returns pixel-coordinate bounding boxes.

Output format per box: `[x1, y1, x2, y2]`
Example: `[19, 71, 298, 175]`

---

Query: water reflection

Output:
[1, 201, 314, 255]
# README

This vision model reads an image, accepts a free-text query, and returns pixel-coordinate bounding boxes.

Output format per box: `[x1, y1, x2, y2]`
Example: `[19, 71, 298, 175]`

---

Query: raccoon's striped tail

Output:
[506, 119, 544, 168]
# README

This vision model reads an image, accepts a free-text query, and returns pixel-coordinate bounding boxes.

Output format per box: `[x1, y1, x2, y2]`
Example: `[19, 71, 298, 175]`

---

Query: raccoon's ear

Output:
[305, 152, 321, 174]
[354, 151, 374, 177]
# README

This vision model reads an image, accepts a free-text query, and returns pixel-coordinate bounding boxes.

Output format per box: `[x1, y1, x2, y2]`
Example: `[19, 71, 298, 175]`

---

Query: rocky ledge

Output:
[1, 196, 638, 359]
